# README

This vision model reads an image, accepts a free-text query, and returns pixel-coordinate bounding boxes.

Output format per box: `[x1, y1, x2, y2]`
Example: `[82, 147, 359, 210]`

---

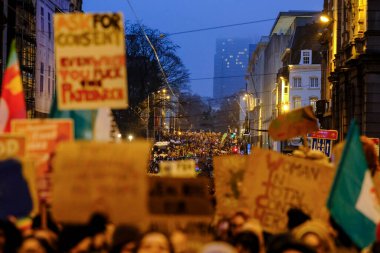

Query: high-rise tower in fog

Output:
[213, 38, 251, 100]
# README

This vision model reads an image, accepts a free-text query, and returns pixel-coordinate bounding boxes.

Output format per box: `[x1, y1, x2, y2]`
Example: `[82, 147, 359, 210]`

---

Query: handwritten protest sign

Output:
[52, 141, 151, 227]
[11, 119, 74, 204]
[54, 13, 128, 110]
[213, 155, 249, 217]
[159, 160, 196, 178]
[269, 106, 318, 141]
[241, 148, 336, 233]
[148, 177, 213, 241]
[0, 134, 25, 159]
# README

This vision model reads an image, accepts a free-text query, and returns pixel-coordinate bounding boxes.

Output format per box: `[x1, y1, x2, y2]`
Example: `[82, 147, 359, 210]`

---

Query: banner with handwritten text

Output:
[213, 155, 249, 217]
[52, 141, 151, 227]
[241, 148, 336, 233]
[54, 13, 128, 109]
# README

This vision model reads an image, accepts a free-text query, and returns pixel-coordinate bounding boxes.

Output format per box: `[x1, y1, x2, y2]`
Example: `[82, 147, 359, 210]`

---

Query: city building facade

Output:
[319, 0, 380, 141]
[246, 11, 320, 150]
[35, 0, 70, 117]
[276, 22, 322, 152]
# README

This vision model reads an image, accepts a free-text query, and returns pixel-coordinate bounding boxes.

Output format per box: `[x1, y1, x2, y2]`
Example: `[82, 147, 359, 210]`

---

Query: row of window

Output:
[293, 77, 319, 88]
[40, 7, 52, 40]
[293, 96, 318, 110]
[40, 62, 55, 94]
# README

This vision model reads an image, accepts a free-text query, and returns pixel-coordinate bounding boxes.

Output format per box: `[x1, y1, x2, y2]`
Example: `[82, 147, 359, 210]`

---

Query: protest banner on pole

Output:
[241, 148, 336, 233]
[0, 134, 25, 159]
[54, 12, 128, 110]
[11, 119, 74, 206]
[148, 177, 214, 241]
[213, 155, 249, 217]
[159, 160, 196, 178]
[269, 106, 318, 141]
[52, 141, 151, 227]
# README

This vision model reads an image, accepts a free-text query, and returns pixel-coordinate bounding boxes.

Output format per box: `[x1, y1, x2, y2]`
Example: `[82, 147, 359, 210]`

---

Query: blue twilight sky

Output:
[84, 0, 323, 97]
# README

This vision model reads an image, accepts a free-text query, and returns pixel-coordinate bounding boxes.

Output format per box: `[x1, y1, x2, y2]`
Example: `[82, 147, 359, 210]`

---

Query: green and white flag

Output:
[327, 120, 380, 249]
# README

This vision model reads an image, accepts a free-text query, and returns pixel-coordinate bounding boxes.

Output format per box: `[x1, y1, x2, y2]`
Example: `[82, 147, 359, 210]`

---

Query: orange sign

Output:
[11, 119, 74, 204]
[11, 119, 73, 156]
[0, 134, 25, 159]
[269, 106, 318, 141]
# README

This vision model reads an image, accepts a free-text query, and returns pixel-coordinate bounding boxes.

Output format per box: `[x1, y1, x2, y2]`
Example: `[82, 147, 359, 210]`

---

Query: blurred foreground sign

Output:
[148, 177, 213, 241]
[269, 106, 318, 141]
[213, 155, 249, 217]
[0, 159, 32, 218]
[159, 160, 196, 177]
[241, 148, 335, 233]
[52, 141, 151, 226]
[54, 13, 128, 110]
[0, 134, 25, 159]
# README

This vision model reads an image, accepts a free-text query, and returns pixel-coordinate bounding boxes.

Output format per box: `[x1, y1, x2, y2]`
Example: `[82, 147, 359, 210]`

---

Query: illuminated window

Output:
[293, 96, 301, 109]
[310, 77, 319, 88]
[293, 77, 302, 88]
[310, 97, 318, 111]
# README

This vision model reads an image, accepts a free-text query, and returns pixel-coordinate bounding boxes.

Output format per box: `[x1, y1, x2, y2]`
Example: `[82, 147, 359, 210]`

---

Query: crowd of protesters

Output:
[148, 131, 245, 174]
[1, 206, 380, 253]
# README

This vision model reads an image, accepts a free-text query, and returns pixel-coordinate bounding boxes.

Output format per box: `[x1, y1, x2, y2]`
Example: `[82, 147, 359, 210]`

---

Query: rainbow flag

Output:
[0, 40, 26, 132]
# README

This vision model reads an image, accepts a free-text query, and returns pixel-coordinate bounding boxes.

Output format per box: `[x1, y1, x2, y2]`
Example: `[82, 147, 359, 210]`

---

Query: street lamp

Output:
[282, 103, 290, 112]
[320, 14, 331, 23]
[128, 134, 134, 141]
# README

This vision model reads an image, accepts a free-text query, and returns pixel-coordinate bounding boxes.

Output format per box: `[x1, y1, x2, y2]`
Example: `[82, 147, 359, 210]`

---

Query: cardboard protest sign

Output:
[0, 134, 25, 159]
[54, 13, 128, 110]
[241, 148, 336, 233]
[11, 119, 74, 204]
[213, 155, 249, 217]
[148, 177, 214, 241]
[159, 160, 196, 178]
[0, 159, 33, 218]
[269, 106, 318, 141]
[52, 141, 151, 227]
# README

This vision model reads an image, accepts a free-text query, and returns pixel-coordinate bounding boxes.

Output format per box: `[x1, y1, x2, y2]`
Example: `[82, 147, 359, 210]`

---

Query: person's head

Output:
[110, 225, 140, 253]
[292, 220, 336, 253]
[19, 236, 55, 253]
[0, 219, 22, 253]
[201, 242, 236, 253]
[266, 233, 316, 253]
[134, 231, 174, 253]
[233, 231, 260, 253]
[230, 212, 249, 237]
[286, 208, 311, 231]
[214, 218, 230, 241]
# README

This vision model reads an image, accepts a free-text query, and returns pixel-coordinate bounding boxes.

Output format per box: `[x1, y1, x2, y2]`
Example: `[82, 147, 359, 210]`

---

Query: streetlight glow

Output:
[282, 104, 290, 112]
[128, 134, 134, 141]
[320, 15, 331, 23]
